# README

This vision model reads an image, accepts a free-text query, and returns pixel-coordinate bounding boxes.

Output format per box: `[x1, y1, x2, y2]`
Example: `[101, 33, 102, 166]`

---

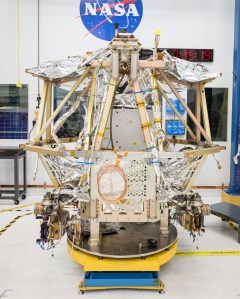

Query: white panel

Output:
[111, 108, 154, 151]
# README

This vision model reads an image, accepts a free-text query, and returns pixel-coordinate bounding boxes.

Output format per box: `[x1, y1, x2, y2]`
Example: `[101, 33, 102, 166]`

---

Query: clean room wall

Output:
[0, 0, 235, 187]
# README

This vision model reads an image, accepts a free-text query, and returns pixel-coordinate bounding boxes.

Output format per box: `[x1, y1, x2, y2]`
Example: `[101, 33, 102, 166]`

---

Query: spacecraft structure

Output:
[23, 33, 225, 292]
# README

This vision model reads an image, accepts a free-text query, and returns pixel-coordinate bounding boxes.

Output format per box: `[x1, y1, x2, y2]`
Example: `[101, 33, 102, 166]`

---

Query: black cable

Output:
[29, 120, 37, 138]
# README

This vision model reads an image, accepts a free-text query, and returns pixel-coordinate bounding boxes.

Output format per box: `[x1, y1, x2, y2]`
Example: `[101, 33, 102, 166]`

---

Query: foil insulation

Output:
[27, 48, 109, 81]
[163, 50, 220, 82]
[27, 49, 220, 83]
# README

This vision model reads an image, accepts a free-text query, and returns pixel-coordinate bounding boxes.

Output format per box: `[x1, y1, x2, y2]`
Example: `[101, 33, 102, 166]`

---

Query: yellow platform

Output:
[221, 190, 240, 207]
[67, 239, 177, 272]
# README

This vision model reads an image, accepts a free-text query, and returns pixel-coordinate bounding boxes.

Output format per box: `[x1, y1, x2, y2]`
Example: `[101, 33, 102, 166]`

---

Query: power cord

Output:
[29, 95, 41, 138]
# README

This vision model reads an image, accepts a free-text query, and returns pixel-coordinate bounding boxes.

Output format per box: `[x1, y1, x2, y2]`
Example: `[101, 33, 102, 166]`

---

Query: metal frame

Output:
[0, 148, 27, 204]
[22, 48, 223, 229]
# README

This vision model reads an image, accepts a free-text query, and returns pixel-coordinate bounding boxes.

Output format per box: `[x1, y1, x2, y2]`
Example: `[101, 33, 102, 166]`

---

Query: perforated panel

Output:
[126, 159, 148, 198]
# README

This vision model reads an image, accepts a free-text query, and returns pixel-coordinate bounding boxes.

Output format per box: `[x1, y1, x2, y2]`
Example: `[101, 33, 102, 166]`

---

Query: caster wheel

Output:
[78, 289, 84, 295]
[14, 199, 19, 205]
[159, 290, 165, 294]
[22, 195, 26, 199]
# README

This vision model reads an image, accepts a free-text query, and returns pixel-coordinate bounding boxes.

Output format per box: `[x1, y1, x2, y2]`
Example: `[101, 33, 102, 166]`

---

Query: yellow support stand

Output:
[67, 239, 177, 293]
[221, 190, 240, 207]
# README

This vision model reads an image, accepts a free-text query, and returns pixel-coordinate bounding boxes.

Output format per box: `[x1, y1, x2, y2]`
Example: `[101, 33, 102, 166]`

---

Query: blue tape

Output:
[86, 127, 97, 137]
[148, 161, 159, 164]
[76, 161, 94, 165]
[146, 146, 157, 151]
[134, 88, 153, 95]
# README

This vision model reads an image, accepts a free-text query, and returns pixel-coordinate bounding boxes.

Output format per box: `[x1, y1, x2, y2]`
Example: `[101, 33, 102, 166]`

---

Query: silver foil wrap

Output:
[27, 48, 109, 81]
[163, 51, 220, 82]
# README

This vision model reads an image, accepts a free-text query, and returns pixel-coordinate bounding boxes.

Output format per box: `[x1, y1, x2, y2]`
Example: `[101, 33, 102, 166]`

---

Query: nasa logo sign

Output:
[79, 0, 143, 41]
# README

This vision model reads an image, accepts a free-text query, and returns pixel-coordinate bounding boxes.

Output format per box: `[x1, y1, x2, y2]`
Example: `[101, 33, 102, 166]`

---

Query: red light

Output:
[161, 48, 213, 62]
[202, 50, 211, 61]
[173, 49, 180, 58]
[181, 49, 188, 60]
[188, 50, 195, 61]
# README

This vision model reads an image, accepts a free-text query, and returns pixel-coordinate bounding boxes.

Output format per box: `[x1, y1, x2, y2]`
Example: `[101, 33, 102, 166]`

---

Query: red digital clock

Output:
[159, 48, 214, 62]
